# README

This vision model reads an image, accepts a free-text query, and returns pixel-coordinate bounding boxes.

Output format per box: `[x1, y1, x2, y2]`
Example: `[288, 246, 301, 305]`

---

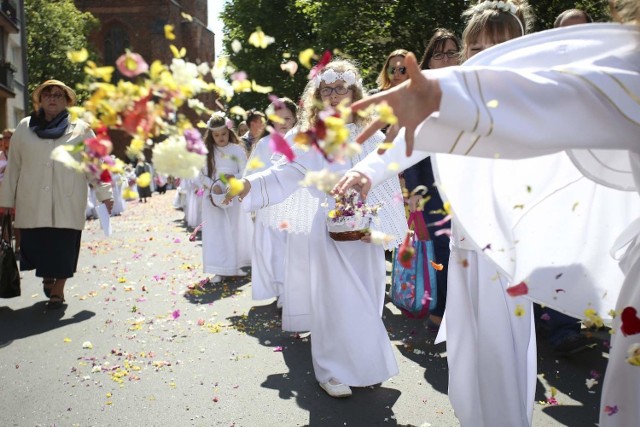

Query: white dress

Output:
[244, 135, 287, 300]
[243, 125, 407, 385]
[111, 172, 126, 216]
[200, 144, 253, 276]
[357, 24, 640, 427]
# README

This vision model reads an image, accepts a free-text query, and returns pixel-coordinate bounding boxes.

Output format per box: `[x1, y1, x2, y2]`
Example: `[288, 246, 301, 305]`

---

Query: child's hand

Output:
[224, 178, 251, 204]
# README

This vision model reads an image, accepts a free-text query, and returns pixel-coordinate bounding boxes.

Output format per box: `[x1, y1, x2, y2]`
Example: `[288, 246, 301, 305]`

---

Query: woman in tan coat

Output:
[0, 80, 112, 309]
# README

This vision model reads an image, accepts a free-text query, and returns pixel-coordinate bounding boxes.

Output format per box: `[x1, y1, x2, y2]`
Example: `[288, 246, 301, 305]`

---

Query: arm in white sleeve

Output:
[416, 64, 640, 158]
[351, 130, 429, 187]
[243, 150, 315, 212]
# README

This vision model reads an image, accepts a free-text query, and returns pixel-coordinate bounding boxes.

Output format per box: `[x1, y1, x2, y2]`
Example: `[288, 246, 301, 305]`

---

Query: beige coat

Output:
[0, 115, 112, 230]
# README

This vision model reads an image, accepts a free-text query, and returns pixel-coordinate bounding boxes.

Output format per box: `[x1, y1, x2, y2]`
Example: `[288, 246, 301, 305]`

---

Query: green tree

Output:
[220, 0, 610, 111]
[25, 0, 98, 106]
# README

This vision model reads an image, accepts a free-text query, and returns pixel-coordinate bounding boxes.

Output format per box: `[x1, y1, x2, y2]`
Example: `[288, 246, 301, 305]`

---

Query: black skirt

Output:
[19, 228, 82, 279]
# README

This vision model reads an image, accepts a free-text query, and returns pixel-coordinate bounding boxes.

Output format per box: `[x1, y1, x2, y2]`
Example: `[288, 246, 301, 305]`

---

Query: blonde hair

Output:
[461, 0, 534, 62]
[611, 0, 640, 23]
[297, 59, 367, 131]
[376, 49, 410, 90]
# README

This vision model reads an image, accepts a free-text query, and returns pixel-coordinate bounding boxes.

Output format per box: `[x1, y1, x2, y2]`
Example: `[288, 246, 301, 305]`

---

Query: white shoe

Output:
[319, 380, 352, 398]
[210, 276, 222, 284]
[235, 270, 247, 277]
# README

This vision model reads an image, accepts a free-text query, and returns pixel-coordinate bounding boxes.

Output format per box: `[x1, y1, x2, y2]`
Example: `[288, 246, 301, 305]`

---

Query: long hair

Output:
[375, 49, 410, 90]
[611, 0, 640, 23]
[297, 59, 367, 132]
[461, 0, 534, 62]
[419, 28, 461, 70]
[203, 113, 242, 179]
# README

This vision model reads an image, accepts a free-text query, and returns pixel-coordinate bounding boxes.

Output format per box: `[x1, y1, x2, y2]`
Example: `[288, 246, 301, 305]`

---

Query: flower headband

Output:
[206, 112, 231, 131]
[313, 69, 358, 89]
[471, 1, 525, 36]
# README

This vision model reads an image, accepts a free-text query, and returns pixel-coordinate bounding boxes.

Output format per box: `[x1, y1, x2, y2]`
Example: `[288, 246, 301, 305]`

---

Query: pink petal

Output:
[506, 281, 529, 297]
[268, 129, 295, 161]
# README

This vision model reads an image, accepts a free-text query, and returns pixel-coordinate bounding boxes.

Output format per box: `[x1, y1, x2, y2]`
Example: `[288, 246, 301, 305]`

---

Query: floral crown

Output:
[206, 112, 230, 131]
[313, 68, 359, 89]
[470, 1, 524, 35]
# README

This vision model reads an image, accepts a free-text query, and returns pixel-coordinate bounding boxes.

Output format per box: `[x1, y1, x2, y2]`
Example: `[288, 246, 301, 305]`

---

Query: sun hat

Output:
[32, 79, 77, 107]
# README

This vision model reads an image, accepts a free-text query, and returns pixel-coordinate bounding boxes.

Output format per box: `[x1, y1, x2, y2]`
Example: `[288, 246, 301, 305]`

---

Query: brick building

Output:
[74, 0, 216, 159]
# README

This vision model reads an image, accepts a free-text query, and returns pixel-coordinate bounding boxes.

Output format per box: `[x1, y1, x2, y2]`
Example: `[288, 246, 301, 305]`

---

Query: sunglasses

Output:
[387, 66, 407, 75]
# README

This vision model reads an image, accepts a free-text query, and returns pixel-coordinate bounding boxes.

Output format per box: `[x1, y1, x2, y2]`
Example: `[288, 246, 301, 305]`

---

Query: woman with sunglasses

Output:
[374, 49, 410, 92]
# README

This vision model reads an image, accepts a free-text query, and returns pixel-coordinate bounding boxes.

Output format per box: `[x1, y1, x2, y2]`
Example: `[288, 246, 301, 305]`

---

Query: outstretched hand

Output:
[350, 52, 442, 157]
[331, 171, 372, 200]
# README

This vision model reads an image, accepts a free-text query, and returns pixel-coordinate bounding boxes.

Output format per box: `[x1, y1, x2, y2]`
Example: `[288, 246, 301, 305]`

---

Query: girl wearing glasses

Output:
[230, 60, 407, 398]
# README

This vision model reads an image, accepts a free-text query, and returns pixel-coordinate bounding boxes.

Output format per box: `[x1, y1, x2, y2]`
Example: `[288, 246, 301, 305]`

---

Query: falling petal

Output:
[231, 39, 242, 53]
[67, 48, 89, 63]
[164, 24, 176, 40]
[280, 61, 298, 76]
[506, 281, 529, 297]
[299, 48, 314, 69]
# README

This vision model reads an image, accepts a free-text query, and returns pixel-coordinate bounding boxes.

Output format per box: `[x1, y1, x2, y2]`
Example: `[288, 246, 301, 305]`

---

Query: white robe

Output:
[111, 173, 126, 216]
[244, 135, 287, 300]
[200, 144, 253, 275]
[357, 23, 639, 427]
[243, 127, 406, 385]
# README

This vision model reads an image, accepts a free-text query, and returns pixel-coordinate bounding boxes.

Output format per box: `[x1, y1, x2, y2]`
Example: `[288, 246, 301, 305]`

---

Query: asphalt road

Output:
[0, 190, 608, 426]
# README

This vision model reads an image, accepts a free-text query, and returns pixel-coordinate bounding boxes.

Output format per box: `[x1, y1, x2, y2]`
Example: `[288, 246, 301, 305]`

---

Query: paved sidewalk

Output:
[0, 191, 607, 426]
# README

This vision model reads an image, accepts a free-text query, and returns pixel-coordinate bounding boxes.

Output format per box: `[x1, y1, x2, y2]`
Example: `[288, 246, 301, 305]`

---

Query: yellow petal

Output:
[248, 27, 275, 49]
[227, 177, 244, 196]
[299, 48, 314, 69]
[180, 12, 193, 22]
[169, 44, 186, 58]
[67, 48, 89, 63]
[136, 172, 152, 188]
[251, 81, 273, 94]
[229, 106, 247, 119]
[486, 99, 499, 108]
[267, 114, 284, 124]
[246, 157, 265, 171]
[164, 24, 176, 41]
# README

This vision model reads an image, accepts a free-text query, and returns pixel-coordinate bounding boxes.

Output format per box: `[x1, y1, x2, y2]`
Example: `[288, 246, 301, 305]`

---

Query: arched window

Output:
[104, 25, 130, 80]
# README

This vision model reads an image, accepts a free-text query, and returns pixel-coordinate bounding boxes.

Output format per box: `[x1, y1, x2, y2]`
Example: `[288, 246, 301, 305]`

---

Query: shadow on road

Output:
[0, 303, 96, 348]
[183, 274, 251, 305]
[227, 300, 414, 426]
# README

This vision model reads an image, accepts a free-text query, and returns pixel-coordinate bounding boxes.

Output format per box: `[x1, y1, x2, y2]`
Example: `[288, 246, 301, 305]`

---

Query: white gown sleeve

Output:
[350, 130, 429, 187]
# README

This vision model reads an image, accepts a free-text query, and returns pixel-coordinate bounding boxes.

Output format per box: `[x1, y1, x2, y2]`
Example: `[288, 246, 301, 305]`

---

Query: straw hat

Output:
[31, 79, 77, 108]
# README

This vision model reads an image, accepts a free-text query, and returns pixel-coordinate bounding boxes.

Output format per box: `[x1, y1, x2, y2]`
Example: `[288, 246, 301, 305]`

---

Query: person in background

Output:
[403, 28, 461, 332]
[0, 79, 113, 309]
[554, 8, 592, 27]
[200, 112, 253, 283]
[373, 49, 410, 94]
[244, 98, 297, 304]
[240, 110, 266, 153]
[236, 120, 249, 138]
[135, 155, 152, 203]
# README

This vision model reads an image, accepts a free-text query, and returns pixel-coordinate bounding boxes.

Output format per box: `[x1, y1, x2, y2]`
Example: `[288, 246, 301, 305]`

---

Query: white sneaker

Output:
[210, 276, 222, 284]
[235, 270, 247, 277]
[319, 380, 352, 398]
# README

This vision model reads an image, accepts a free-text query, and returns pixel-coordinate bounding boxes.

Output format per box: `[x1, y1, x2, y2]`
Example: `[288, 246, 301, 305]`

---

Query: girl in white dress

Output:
[244, 98, 297, 302]
[231, 60, 407, 398]
[200, 113, 253, 283]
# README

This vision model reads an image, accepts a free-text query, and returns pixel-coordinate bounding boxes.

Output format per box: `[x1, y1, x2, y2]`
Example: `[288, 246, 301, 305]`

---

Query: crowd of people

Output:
[0, 0, 637, 426]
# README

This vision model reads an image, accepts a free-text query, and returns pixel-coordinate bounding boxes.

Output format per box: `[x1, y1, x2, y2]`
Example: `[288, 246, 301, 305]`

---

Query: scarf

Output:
[29, 108, 70, 139]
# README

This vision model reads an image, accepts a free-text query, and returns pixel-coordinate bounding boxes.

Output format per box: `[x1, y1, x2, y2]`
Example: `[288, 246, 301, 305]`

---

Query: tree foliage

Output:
[25, 0, 98, 105]
[221, 0, 608, 110]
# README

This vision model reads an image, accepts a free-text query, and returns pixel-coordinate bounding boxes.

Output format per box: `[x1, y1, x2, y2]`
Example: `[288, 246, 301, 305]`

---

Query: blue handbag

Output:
[390, 211, 437, 318]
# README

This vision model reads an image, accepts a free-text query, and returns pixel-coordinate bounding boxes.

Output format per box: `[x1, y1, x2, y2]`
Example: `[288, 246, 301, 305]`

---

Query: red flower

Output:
[398, 232, 415, 269]
[308, 50, 332, 80]
[620, 306, 640, 336]
[85, 134, 113, 158]
[506, 281, 529, 297]
[99, 169, 112, 183]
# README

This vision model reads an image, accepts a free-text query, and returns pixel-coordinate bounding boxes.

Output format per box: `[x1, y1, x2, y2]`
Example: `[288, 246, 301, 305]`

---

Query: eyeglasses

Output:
[42, 93, 66, 100]
[319, 86, 350, 97]
[432, 50, 459, 61]
[387, 66, 407, 75]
